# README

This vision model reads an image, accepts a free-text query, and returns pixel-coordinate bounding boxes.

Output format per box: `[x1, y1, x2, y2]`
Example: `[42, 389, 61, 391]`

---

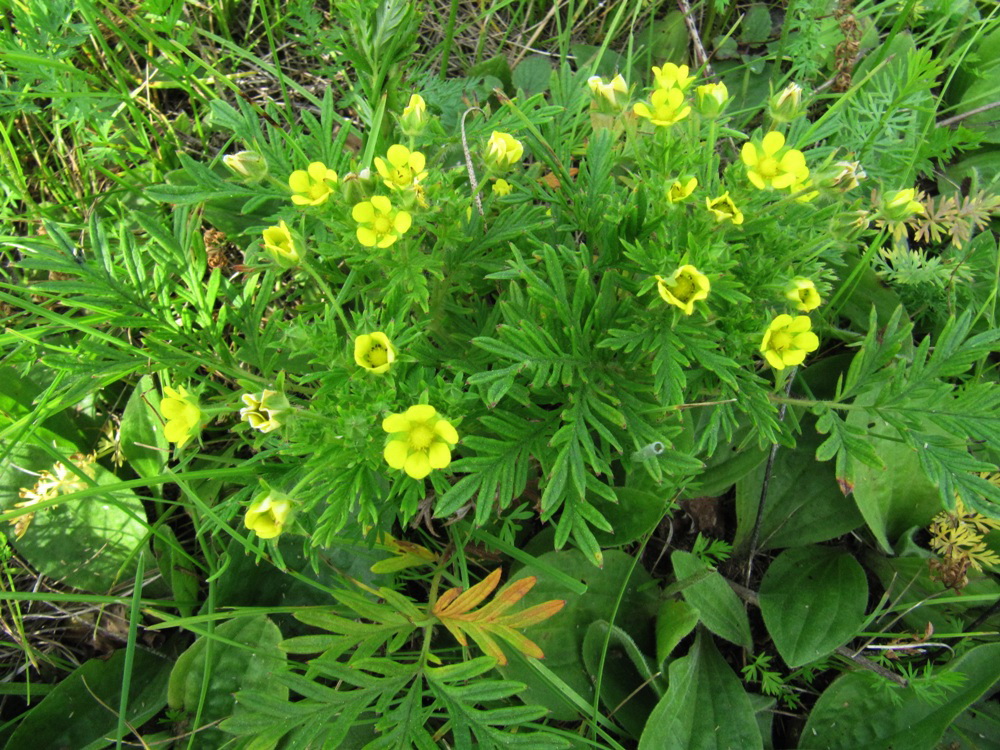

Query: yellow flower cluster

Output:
[633, 62, 729, 128]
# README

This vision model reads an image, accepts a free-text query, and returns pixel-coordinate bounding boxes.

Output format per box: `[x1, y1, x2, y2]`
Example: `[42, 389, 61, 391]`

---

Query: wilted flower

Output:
[14, 453, 96, 539]
[760, 314, 820, 370]
[667, 176, 698, 203]
[352, 196, 412, 248]
[354, 332, 395, 374]
[587, 74, 628, 107]
[400, 93, 428, 135]
[261, 220, 301, 268]
[240, 389, 290, 433]
[881, 188, 925, 221]
[485, 131, 524, 171]
[769, 82, 804, 123]
[288, 161, 339, 206]
[382, 404, 459, 480]
[633, 87, 691, 127]
[785, 278, 822, 312]
[656, 265, 710, 315]
[741, 131, 809, 191]
[161, 386, 202, 447]
[374, 144, 428, 191]
[706, 192, 744, 225]
[652, 62, 695, 91]
[244, 491, 293, 540]
[222, 151, 268, 183]
[695, 82, 729, 117]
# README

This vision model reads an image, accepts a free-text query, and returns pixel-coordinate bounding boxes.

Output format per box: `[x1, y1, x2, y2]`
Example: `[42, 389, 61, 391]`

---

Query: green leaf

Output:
[119, 375, 169, 481]
[740, 3, 773, 44]
[847, 406, 943, 552]
[590, 487, 672, 547]
[638, 631, 763, 750]
[654, 599, 699, 665]
[4, 461, 149, 593]
[4, 646, 171, 750]
[735, 424, 864, 551]
[758, 546, 868, 667]
[801, 643, 1000, 750]
[168, 615, 286, 748]
[671, 551, 752, 649]
[581, 620, 662, 737]
[512, 55, 552, 97]
[499, 549, 659, 720]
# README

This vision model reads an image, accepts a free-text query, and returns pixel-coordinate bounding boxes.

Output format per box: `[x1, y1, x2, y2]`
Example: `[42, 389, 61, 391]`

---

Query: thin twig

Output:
[743, 370, 796, 586]
[677, 0, 713, 76]
[937, 100, 1000, 128]
[460, 107, 485, 223]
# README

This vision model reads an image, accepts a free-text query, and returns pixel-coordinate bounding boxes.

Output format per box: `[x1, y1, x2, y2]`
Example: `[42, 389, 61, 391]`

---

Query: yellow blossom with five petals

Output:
[633, 87, 691, 127]
[656, 265, 710, 315]
[374, 144, 428, 191]
[741, 131, 809, 191]
[288, 161, 338, 206]
[652, 62, 695, 91]
[382, 405, 459, 480]
[160, 386, 202, 447]
[352, 196, 412, 248]
[354, 332, 396, 374]
[784, 278, 822, 311]
[760, 315, 820, 370]
[706, 192, 744, 224]
[667, 176, 698, 203]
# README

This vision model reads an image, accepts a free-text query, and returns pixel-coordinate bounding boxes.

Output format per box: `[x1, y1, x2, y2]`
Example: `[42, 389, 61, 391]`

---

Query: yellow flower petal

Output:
[406, 404, 437, 422]
[370, 195, 392, 214]
[356, 227, 378, 247]
[762, 131, 785, 155]
[352, 202, 375, 222]
[404, 451, 432, 479]
[428, 442, 451, 469]
[383, 413, 410, 433]
[384, 440, 409, 469]
[434, 419, 459, 444]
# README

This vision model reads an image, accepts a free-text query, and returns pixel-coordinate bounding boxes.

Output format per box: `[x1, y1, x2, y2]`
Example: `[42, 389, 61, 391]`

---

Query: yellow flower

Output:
[161, 386, 202, 447]
[244, 491, 292, 540]
[374, 144, 428, 191]
[354, 332, 396, 374]
[760, 314, 820, 370]
[667, 176, 698, 203]
[261, 220, 301, 268]
[485, 131, 524, 171]
[741, 131, 809, 191]
[14, 454, 96, 539]
[882, 188, 925, 220]
[382, 404, 459, 480]
[769, 82, 804, 123]
[222, 151, 268, 183]
[652, 62, 695, 91]
[240, 389, 289, 433]
[695, 82, 729, 117]
[785, 278, 821, 312]
[706, 192, 744, 224]
[633, 87, 691, 127]
[587, 74, 628, 106]
[352, 195, 412, 248]
[400, 93, 428, 135]
[656, 265, 710, 315]
[288, 161, 339, 206]
[492, 178, 512, 196]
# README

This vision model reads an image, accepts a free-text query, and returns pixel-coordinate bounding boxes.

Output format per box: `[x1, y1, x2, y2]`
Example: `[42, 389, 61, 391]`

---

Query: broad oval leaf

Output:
[759, 546, 868, 667]
[671, 550, 752, 649]
[639, 631, 763, 750]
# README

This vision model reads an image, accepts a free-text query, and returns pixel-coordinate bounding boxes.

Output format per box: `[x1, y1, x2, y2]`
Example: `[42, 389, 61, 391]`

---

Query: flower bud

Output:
[239, 389, 290, 433]
[769, 83, 805, 124]
[695, 82, 729, 118]
[261, 220, 303, 268]
[587, 74, 628, 110]
[881, 188, 925, 221]
[222, 150, 269, 183]
[400, 94, 428, 136]
[244, 490, 293, 539]
[484, 131, 524, 173]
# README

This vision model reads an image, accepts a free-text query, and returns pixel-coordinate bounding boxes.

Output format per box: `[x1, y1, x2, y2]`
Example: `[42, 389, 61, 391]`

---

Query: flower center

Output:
[757, 156, 779, 178]
[409, 424, 435, 450]
[771, 331, 792, 350]
[671, 273, 695, 302]
[374, 216, 391, 234]
[367, 344, 388, 367]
